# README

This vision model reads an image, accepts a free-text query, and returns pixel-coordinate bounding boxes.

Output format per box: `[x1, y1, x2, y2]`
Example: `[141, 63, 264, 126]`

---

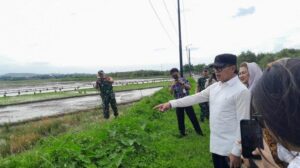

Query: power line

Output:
[148, 0, 177, 47]
[162, 0, 177, 33]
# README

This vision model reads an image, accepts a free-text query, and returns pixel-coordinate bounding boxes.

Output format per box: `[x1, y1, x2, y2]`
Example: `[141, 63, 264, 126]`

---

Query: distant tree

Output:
[256, 53, 270, 64]
[193, 64, 206, 74]
[255, 49, 300, 68]
[183, 64, 194, 73]
[276, 48, 300, 59]
[237, 51, 257, 65]
[258, 54, 276, 68]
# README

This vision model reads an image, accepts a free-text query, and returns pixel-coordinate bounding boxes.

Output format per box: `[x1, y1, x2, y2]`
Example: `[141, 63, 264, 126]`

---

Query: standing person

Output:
[155, 54, 251, 168]
[238, 62, 263, 168]
[95, 70, 118, 119]
[250, 58, 300, 168]
[205, 72, 217, 88]
[197, 67, 210, 122]
[169, 68, 203, 137]
[238, 62, 263, 92]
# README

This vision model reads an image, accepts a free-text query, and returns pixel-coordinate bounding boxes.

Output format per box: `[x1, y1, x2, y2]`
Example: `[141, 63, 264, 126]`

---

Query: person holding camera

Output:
[169, 68, 203, 138]
[95, 70, 118, 119]
[155, 54, 251, 168]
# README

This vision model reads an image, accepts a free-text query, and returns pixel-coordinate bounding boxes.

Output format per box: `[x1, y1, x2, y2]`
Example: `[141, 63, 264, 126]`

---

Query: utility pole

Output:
[186, 46, 192, 77]
[177, 0, 183, 77]
[186, 44, 193, 77]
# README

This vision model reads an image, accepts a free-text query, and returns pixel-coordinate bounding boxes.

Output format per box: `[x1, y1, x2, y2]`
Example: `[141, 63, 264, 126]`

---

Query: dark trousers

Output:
[212, 153, 229, 168]
[175, 106, 203, 135]
[199, 102, 209, 121]
[101, 93, 118, 119]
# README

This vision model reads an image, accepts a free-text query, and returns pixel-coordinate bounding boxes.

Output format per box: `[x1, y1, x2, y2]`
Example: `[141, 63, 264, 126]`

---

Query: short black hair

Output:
[98, 70, 104, 74]
[170, 68, 179, 74]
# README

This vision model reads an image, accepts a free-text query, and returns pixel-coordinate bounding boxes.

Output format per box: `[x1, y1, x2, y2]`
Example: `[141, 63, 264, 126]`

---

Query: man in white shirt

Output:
[154, 54, 250, 168]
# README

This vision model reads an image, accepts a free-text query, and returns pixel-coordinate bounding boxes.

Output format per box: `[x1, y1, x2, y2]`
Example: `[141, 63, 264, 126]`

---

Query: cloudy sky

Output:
[0, 0, 300, 74]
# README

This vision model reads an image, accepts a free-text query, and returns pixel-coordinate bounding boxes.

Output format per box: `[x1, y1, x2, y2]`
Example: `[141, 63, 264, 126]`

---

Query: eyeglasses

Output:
[213, 65, 231, 72]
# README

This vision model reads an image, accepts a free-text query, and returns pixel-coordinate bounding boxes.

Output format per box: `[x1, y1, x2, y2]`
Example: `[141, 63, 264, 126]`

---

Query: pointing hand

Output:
[153, 103, 171, 112]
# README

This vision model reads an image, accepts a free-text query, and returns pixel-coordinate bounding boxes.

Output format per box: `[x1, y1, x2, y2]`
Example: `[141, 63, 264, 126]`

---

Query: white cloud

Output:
[233, 6, 255, 18]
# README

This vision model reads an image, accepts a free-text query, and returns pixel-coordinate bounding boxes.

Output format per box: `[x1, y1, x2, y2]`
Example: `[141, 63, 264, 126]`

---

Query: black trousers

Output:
[175, 106, 203, 135]
[212, 153, 229, 168]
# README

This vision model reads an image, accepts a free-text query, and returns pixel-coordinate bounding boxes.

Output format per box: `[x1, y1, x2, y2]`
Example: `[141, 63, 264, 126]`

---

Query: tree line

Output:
[0, 70, 169, 81]
[184, 48, 300, 73]
[1, 48, 299, 81]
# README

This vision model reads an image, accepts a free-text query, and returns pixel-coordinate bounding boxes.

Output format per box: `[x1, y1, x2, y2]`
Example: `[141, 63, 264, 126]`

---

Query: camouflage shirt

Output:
[96, 78, 114, 95]
[197, 76, 209, 91]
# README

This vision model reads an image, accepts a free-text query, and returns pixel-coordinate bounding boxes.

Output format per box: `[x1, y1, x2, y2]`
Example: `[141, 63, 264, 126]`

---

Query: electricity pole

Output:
[186, 46, 192, 77]
[177, 0, 183, 77]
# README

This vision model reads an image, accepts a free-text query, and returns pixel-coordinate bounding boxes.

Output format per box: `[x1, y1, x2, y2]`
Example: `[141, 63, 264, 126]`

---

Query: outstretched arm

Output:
[154, 86, 210, 112]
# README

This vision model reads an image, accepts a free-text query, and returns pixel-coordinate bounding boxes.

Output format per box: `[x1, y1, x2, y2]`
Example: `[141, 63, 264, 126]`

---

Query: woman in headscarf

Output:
[239, 62, 263, 92]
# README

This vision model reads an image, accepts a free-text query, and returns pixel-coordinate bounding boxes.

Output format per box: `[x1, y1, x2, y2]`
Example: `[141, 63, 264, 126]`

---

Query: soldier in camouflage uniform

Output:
[197, 67, 210, 122]
[95, 70, 118, 119]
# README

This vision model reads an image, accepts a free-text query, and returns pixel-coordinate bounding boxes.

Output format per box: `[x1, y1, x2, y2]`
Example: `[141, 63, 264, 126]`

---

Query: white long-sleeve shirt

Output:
[169, 76, 250, 156]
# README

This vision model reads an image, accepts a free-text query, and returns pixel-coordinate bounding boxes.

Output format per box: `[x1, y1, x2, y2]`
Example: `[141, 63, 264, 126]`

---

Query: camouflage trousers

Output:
[199, 102, 209, 122]
[100, 93, 118, 119]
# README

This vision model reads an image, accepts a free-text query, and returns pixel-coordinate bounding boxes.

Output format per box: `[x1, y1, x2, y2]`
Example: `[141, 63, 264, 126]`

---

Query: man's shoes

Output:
[197, 132, 205, 136]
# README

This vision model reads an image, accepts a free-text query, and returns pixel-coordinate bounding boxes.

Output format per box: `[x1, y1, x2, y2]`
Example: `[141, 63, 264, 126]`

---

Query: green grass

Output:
[0, 78, 213, 167]
[0, 81, 169, 106]
[0, 105, 131, 157]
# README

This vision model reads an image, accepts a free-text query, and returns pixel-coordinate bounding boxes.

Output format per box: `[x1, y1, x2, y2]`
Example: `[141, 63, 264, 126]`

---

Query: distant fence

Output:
[0, 78, 171, 97]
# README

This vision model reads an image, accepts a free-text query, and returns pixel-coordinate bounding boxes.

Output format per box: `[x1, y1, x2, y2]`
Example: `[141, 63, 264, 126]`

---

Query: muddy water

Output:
[0, 87, 162, 125]
[0, 78, 170, 97]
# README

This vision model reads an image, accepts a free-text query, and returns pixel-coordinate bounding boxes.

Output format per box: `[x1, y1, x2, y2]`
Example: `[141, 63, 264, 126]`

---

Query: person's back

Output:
[251, 58, 300, 168]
